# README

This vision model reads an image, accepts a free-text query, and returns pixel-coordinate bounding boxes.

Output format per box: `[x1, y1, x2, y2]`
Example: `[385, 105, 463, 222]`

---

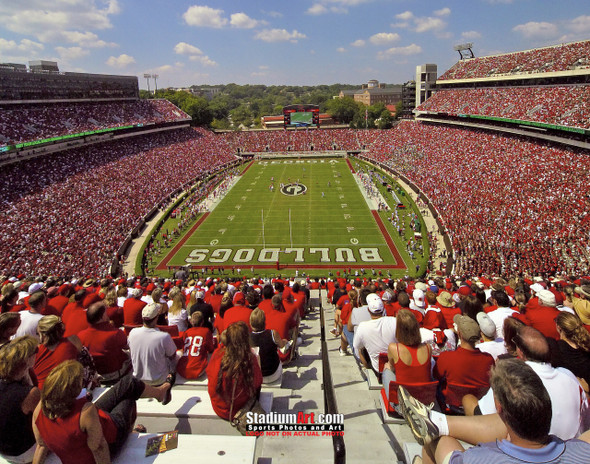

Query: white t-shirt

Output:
[350, 305, 371, 330]
[128, 326, 177, 385]
[478, 361, 588, 440]
[486, 307, 516, 340]
[353, 316, 397, 371]
[168, 309, 188, 332]
[14, 311, 44, 339]
[476, 339, 507, 360]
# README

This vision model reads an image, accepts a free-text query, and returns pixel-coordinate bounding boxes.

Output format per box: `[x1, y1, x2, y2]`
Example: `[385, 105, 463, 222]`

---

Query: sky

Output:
[0, 1, 589, 89]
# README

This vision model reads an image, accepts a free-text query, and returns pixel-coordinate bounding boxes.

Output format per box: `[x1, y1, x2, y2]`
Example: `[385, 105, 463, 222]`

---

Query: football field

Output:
[156, 158, 413, 276]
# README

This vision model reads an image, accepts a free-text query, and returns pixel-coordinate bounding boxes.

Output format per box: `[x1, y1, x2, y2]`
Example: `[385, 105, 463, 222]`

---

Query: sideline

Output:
[122, 172, 241, 276]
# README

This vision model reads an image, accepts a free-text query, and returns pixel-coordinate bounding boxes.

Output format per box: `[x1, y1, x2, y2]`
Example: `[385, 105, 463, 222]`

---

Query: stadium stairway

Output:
[318, 289, 418, 464]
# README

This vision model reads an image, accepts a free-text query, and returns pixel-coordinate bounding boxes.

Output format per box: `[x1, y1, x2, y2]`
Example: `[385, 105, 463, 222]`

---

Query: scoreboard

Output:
[283, 104, 320, 128]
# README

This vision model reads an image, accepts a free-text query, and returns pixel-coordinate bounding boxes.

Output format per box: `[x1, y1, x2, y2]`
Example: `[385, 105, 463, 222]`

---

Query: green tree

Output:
[183, 96, 213, 126]
[326, 97, 360, 124]
[231, 104, 254, 128]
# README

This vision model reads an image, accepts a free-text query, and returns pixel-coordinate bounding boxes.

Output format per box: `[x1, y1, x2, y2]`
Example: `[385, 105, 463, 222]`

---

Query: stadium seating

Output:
[0, 127, 234, 277]
[439, 40, 590, 81]
[0, 99, 190, 146]
[363, 120, 590, 276]
[416, 85, 590, 130]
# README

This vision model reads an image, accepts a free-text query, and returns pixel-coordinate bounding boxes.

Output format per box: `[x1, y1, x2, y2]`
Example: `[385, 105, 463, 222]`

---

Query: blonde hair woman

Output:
[168, 292, 188, 332]
[33, 315, 81, 390]
[32, 360, 171, 464]
[0, 336, 40, 464]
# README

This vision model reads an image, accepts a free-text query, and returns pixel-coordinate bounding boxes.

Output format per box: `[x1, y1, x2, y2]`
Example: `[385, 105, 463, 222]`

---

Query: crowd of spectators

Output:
[2, 265, 590, 461]
[223, 128, 366, 153]
[439, 40, 590, 81]
[363, 120, 590, 276]
[417, 84, 590, 129]
[0, 99, 190, 146]
[0, 127, 234, 277]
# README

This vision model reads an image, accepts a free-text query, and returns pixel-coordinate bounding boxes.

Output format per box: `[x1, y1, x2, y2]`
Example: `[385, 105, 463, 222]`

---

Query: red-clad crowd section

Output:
[438, 40, 590, 81]
[416, 85, 590, 130]
[0, 99, 190, 146]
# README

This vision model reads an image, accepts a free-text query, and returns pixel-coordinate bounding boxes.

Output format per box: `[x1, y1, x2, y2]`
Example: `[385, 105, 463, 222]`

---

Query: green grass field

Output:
[148, 158, 429, 278]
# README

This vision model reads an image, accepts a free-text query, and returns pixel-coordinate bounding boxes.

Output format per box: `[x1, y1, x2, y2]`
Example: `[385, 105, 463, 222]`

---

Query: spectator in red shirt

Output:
[206, 321, 262, 421]
[77, 302, 130, 384]
[436, 291, 461, 329]
[177, 311, 214, 380]
[434, 314, 495, 404]
[515, 289, 560, 340]
[123, 288, 146, 326]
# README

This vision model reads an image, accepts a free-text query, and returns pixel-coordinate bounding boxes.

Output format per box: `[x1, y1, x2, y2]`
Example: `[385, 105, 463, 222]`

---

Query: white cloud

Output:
[392, 9, 451, 38]
[337, 47, 347, 53]
[191, 55, 217, 67]
[59, 31, 116, 48]
[307, 4, 329, 15]
[106, 54, 135, 68]
[174, 42, 204, 56]
[434, 7, 451, 17]
[369, 32, 400, 45]
[461, 30, 482, 40]
[230, 13, 264, 28]
[183, 5, 228, 28]
[0, 1, 120, 44]
[254, 29, 306, 43]
[414, 17, 445, 33]
[0, 37, 44, 54]
[512, 21, 559, 39]
[395, 11, 414, 21]
[565, 15, 590, 35]
[173, 42, 216, 67]
[511, 15, 590, 43]
[377, 43, 422, 59]
[55, 46, 89, 60]
[351, 39, 366, 47]
[264, 11, 283, 18]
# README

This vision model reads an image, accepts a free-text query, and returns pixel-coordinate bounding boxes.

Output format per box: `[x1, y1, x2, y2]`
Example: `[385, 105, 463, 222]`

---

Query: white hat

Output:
[530, 283, 544, 294]
[28, 282, 44, 294]
[366, 293, 384, 314]
[537, 290, 556, 307]
[412, 289, 425, 309]
[477, 312, 496, 339]
[142, 302, 160, 319]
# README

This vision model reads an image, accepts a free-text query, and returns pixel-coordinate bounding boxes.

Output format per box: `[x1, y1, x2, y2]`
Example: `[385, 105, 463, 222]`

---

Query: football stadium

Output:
[1, 34, 590, 464]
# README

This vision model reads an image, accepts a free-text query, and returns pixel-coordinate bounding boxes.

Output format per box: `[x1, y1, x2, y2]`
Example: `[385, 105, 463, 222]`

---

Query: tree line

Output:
[141, 83, 401, 130]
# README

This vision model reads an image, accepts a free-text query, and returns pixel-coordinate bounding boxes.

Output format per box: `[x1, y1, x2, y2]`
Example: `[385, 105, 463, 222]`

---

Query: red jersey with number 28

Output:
[176, 327, 215, 379]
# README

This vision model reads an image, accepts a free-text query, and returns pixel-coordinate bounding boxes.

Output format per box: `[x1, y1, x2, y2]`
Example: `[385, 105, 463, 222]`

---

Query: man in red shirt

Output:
[220, 292, 252, 332]
[434, 314, 494, 405]
[123, 288, 146, 326]
[78, 301, 130, 383]
[515, 289, 560, 340]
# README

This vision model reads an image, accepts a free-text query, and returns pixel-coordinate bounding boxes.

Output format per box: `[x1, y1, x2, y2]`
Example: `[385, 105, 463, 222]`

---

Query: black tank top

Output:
[0, 380, 36, 456]
[250, 330, 280, 377]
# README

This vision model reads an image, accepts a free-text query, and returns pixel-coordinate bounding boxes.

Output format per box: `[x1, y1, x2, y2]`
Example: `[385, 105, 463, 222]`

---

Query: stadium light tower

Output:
[143, 73, 151, 94]
[152, 74, 159, 96]
[453, 43, 475, 60]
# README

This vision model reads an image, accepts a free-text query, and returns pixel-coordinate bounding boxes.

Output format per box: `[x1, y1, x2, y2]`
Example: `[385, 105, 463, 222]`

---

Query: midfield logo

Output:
[281, 183, 307, 196]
